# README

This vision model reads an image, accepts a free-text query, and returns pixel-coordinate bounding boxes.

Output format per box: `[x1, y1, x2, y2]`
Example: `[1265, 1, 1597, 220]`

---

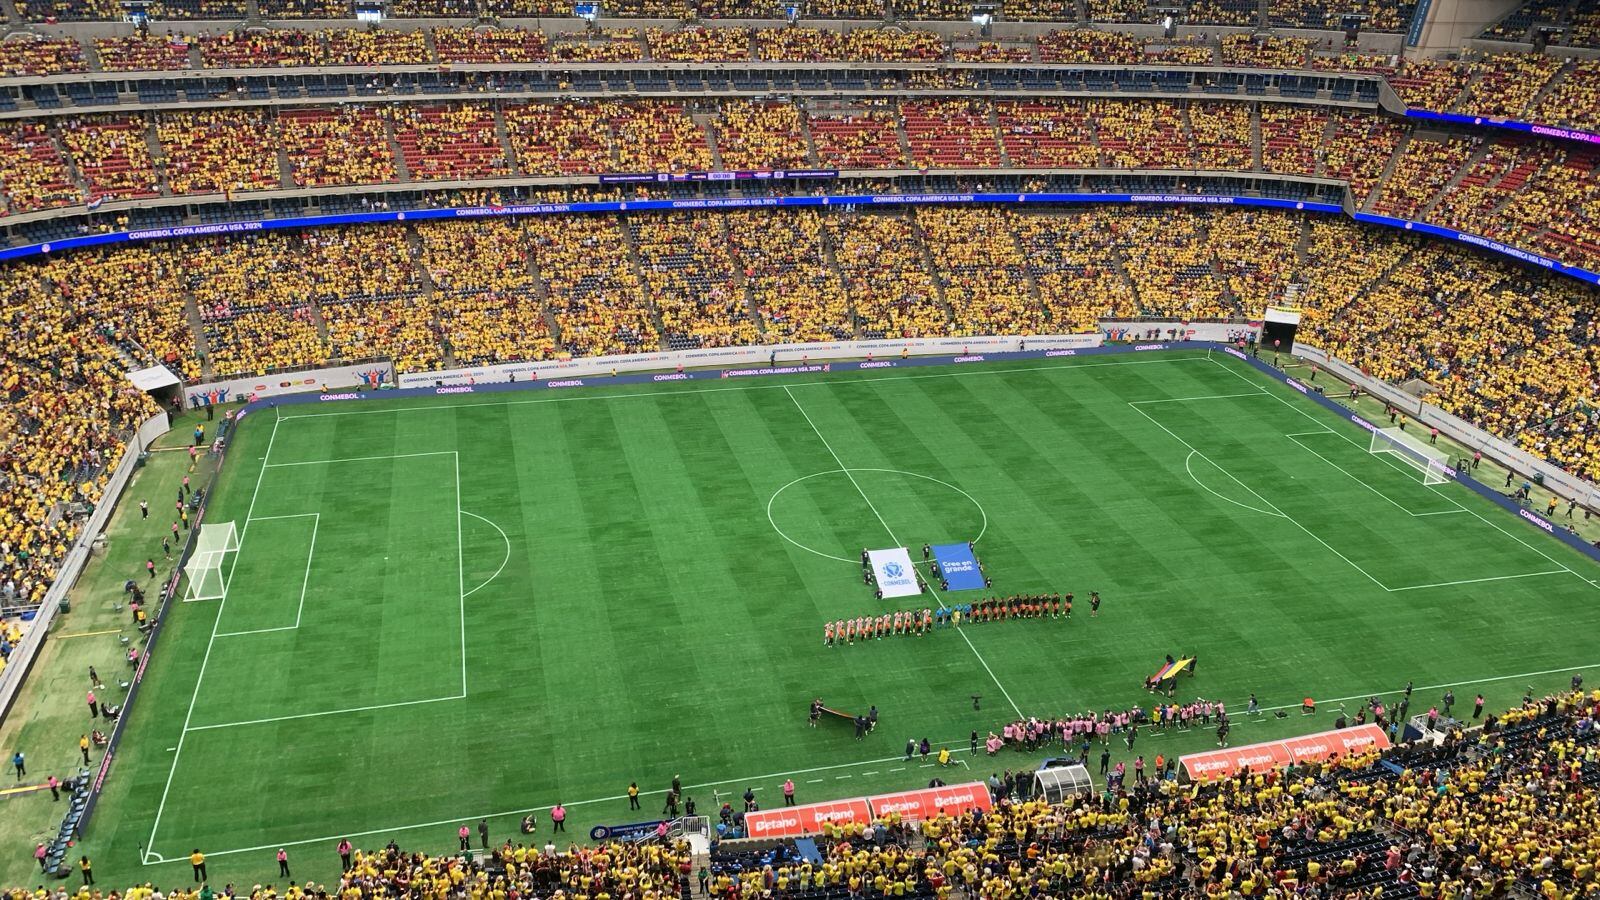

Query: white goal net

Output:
[184, 521, 240, 601]
[1370, 427, 1452, 485]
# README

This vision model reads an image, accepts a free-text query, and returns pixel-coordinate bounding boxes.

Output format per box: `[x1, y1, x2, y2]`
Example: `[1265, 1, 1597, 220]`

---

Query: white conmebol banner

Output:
[397, 334, 1102, 389]
[184, 361, 394, 408]
[867, 548, 921, 599]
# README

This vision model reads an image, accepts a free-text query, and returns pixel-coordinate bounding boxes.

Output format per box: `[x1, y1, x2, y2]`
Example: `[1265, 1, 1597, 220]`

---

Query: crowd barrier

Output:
[0, 413, 169, 724]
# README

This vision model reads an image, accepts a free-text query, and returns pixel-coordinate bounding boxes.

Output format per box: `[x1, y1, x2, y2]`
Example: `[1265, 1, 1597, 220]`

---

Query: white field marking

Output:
[144, 744, 974, 864]
[807, 778, 824, 784]
[454, 452, 468, 697]
[1384, 570, 1567, 592]
[1254, 660, 1600, 714]
[460, 511, 512, 598]
[184, 693, 467, 732]
[264, 450, 456, 468]
[783, 385, 1025, 721]
[1205, 355, 1600, 593]
[278, 354, 1220, 420]
[1182, 451, 1286, 519]
[146, 409, 281, 860]
[151, 449, 469, 860]
[1128, 390, 1269, 405]
[1126, 398, 1392, 591]
[765, 467, 989, 565]
[214, 513, 319, 638]
[783, 387, 903, 543]
[158, 650, 1600, 870]
[1282, 432, 1463, 519]
[246, 513, 321, 522]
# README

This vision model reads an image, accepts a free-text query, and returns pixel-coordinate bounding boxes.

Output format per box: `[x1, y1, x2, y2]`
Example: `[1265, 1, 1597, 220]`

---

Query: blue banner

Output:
[1403, 108, 1600, 147]
[932, 543, 987, 591]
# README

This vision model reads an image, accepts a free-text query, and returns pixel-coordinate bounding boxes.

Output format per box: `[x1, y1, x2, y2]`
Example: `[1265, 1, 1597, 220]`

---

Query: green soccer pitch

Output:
[82, 349, 1600, 882]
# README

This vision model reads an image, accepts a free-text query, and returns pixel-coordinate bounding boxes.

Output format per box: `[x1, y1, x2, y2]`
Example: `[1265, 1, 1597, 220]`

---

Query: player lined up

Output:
[824, 609, 933, 644]
[825, 591, 1103, 644]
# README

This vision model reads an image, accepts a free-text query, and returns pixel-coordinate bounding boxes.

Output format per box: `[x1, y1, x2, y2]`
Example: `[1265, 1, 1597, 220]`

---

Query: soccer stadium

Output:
[6, 0, 1600, 894]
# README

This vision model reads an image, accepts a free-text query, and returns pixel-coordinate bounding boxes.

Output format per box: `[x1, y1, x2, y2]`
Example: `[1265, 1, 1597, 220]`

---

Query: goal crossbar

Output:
[1369, 427, 1452, 485]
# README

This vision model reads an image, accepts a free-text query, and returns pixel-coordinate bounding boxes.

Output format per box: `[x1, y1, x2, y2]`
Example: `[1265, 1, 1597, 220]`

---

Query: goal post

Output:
[184, 521, 240, 601]
[1369, 427, 1452, 485]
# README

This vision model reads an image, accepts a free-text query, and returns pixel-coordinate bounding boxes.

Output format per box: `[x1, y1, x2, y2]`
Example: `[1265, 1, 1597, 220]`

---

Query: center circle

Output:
[766, 468, 988, 564]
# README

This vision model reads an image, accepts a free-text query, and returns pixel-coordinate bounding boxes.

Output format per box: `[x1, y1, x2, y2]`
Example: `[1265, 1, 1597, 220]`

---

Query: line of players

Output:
[823, 592, 1101, 645]
[825, 609, 934, 644]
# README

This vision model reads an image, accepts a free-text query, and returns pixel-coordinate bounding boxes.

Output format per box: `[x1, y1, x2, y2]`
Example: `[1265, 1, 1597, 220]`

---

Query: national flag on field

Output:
[1149, 657, 1193, 683]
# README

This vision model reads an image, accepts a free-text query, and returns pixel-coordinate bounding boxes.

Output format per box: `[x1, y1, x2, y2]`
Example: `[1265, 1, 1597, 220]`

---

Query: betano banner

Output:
[868, 548, 921, 598]
[1179, 723, 1389, 783]
[742, 782, 992, 839]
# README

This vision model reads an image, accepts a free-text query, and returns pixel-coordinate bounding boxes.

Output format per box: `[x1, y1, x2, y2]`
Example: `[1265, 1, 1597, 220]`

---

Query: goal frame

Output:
[1369, 427, 1452, 486]
[184, 520, 240, 602]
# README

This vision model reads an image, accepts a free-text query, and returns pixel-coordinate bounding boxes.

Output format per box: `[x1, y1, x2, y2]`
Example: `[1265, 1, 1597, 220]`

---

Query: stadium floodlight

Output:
[184, 521, 241, 602]
[1370, 427, 1452, 486]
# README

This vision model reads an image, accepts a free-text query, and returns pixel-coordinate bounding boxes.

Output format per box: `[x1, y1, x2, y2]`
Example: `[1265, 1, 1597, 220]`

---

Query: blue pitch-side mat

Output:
[932, 543, 987, 591]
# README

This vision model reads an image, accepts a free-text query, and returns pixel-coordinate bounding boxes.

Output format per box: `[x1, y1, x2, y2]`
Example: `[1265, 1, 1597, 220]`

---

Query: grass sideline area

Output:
[16, 350, 1600, 888]
[0, 413, 219, 886]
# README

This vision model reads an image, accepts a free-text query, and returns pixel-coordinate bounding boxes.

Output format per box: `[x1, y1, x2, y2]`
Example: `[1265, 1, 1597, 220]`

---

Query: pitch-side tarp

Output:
[867, 548, 921, 598]
[931, 543, 986, 591]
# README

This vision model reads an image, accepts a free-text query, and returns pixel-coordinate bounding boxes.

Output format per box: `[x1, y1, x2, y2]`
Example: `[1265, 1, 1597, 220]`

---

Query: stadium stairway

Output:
[1250, 104, 1264, 171]
[1363, 131, 1412, 213]
[988, 103, 1012, 168]
[385, 114, 410, 183]
[181, 287, 214, 378]
[1527, 58, 1576, 114]
[1312, 114, 1338, 179]
[619, 217, 670, 350]
[142, 115, 170, 198]
[276, 143, 295, 190]
[798, 109, 823, 167]
[907, 210, 959, 327]
[493, 106, 518, 177]
[520, 233, 565, 347]
[1418, 142, 1494, 220]
[716, 214, 767, 337]
[696, 110, 727, 172]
